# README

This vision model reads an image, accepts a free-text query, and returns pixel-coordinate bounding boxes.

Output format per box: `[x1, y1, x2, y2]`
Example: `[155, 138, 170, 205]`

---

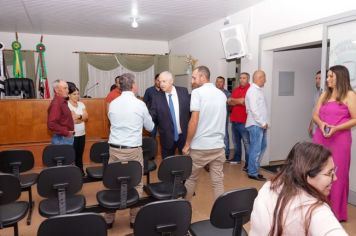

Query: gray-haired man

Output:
[106, 73, 155, 227]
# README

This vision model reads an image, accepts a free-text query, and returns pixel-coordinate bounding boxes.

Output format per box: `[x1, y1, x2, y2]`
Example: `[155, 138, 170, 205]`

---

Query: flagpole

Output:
[34, 52, 40, 98]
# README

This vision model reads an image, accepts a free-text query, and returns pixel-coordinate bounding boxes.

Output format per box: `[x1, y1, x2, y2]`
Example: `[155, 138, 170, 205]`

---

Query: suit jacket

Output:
[150, 86, 190, 150]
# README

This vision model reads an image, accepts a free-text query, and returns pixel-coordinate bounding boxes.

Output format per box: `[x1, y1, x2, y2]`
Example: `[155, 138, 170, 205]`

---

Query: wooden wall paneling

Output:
[0, 98, 109, 168]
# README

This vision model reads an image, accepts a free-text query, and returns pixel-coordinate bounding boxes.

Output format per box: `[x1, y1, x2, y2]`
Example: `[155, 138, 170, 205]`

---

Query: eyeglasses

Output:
[320, 166, 337, 180]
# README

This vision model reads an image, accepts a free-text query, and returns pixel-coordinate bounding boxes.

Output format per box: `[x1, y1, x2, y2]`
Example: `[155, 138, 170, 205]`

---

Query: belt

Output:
[109, 144, 141, 149]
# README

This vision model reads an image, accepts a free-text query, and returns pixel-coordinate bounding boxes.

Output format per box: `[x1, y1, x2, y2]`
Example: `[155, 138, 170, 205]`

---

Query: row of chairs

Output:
[1, 170, 257, 236]
[50, 187, 257, 236]
[0, 137, 157, 225]
[42, 137, 157, 183]
[0, 137, 258, 236]
[0, 151, 193, 236]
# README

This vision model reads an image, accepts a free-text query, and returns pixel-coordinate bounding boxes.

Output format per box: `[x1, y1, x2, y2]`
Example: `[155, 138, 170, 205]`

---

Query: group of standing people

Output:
[47, 80, 88, 175]
[224, 70, 269, 181]
[250, 65, 355, 236]
[103, 66, 228, 226]
[46, 63, 355, 234]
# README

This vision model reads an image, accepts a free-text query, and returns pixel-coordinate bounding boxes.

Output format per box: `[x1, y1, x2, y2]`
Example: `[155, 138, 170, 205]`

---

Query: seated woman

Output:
[249, 142, 348, 236]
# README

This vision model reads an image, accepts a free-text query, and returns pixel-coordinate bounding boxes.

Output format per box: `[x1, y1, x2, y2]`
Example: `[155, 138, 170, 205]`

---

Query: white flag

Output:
[0, 42, 5, 98]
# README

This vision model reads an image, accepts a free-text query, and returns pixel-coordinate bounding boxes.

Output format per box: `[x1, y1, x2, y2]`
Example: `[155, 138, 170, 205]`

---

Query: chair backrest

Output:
[0, 150, 34, 174]
[37, 165, 83, 198]
[42, 144, 75, 167]
[210, 188, 258, 235]
[158, 155, 192, 182]
[4, 78, 35, 98]
[134, 199, 192, 236]
[103, 161, 142, 190]
[0, 173, 21, 205]
[142, 137, 156, 161]
[37, 213, 107, 236]
[89, 141, 109, 164]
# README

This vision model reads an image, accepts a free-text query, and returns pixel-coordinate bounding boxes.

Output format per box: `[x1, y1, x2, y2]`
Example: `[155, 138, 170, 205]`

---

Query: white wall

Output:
[169, 8, 252, 80]
[270, 48, 321, 161]
[169, 0, 356, 77]
[169, 0, 356, 158]
[169, 0, 356, 197]
[0, 31, 169, 93]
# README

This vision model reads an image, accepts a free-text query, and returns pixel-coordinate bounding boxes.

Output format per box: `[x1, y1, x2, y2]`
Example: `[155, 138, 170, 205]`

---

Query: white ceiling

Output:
[0, 0, 263, 41]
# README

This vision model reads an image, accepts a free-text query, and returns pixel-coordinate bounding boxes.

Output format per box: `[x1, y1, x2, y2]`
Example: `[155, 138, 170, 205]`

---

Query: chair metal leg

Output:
[26, 188, 34, 225]
[147, 173, 150, 184]
[14, 223, 19, 236]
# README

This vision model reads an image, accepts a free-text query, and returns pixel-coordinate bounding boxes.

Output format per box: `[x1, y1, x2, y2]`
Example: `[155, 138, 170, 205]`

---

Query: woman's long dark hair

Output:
[269, 142, 332, 236]
[322, 65, 352, 104]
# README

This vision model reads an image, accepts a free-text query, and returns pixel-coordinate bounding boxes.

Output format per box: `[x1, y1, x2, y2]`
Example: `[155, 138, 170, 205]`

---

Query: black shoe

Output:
[107, 222, 113, 229]
[130, 222, 134, 229]
[258, 174, 264, 178]
[248, 175, 266, 181]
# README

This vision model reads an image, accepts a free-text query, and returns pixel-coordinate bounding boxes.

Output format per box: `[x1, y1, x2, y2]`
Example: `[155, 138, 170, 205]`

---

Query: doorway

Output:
[269, 45, 321, 162]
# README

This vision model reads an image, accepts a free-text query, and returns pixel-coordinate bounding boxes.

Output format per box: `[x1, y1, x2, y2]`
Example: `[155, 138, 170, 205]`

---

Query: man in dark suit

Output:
[150, 71, 190, 159]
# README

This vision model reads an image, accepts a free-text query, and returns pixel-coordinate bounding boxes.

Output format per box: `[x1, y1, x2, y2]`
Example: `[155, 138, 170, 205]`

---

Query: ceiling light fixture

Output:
[131, 17, 138, 28]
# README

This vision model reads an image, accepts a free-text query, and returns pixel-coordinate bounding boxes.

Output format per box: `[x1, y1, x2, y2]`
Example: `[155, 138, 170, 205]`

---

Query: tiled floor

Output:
[2, 162, 355, 236]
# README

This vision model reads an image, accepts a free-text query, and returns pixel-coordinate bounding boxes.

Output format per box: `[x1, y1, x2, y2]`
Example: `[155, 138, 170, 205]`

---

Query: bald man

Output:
[150, 71, 191, 158]
[245, 70, 268, 181]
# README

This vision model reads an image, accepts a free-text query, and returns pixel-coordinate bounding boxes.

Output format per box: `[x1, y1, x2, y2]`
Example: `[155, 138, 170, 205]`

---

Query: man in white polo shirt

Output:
[107, 73, 154, 227]
[183, 65, 227, 200]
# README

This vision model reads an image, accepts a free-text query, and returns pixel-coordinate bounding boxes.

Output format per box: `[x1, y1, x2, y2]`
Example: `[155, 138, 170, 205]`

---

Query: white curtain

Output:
[86, 63, 154, 98]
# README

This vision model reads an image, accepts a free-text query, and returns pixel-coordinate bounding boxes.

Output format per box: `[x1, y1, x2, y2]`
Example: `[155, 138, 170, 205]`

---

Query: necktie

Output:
[168, 94, 179, 141]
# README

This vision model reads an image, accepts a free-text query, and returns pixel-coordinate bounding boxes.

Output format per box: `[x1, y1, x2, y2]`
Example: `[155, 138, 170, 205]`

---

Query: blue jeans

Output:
[247, 125, 267, 177]
[51, 134, 74, 145]
[224, 119, 230, 157]
[231, 122, 250, 165]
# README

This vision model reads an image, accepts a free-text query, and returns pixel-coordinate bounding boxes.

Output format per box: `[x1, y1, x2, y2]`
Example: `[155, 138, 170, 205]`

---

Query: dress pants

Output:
[185, 148, 225, 201]
[108, 146, 143, 223]
[161, 133, 185, 159]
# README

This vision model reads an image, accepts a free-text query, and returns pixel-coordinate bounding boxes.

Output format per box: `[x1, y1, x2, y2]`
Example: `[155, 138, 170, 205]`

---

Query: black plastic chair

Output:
[37, 165, 86, 218]
[0, 173, 29, 236]
[189, 188, 258, 236]
[144, 155, 192, 200]
[37, 212, 107, 236]
[96, 161, 142, 210]
[128, 199, 192, 236]
[0, 150, 38, 225]
[4, 78, 36, 98]
[86, 142, 110, 180]
[142, 137, 157, 184]
[42, 144, 75, 167]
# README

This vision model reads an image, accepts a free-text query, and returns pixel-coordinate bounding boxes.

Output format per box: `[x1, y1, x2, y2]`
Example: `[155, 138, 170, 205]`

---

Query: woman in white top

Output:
[68, 85, 88, 175]
[250, 142, 348, 236]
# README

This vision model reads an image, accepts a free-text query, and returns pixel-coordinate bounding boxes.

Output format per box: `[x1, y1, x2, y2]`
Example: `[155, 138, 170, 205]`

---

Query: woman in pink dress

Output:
[313, 65, 356, 221]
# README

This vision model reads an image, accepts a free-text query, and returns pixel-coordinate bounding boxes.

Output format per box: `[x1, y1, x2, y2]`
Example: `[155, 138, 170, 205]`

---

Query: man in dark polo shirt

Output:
[47, 79, 75, 144]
